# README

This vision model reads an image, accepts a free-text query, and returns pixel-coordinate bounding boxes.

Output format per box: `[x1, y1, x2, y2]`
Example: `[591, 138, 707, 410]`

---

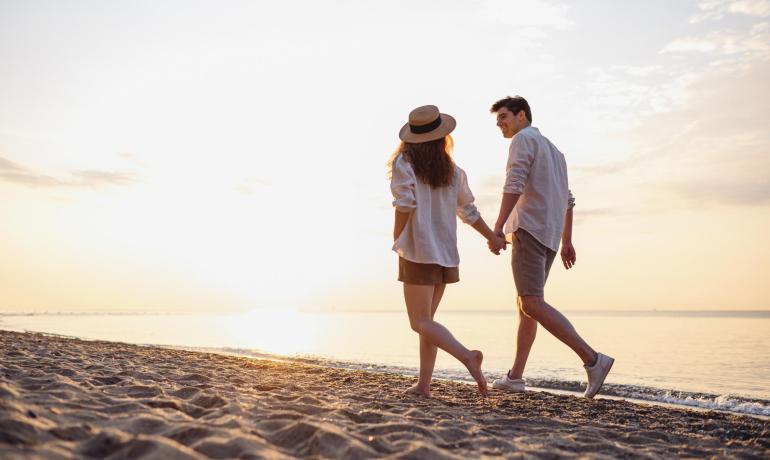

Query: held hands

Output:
[487, 228, 507, 255]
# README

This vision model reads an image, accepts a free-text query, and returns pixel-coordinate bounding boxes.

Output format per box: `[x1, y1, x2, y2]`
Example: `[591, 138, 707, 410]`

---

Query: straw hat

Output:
[399, 105, 456, 143]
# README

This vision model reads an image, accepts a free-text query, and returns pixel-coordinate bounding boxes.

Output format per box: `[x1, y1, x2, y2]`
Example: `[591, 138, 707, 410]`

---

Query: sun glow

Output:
[224, 308, 320, 356]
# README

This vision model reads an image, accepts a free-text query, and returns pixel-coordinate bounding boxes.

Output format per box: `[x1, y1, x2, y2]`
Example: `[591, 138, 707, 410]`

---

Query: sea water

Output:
[1, 309, 768, 416]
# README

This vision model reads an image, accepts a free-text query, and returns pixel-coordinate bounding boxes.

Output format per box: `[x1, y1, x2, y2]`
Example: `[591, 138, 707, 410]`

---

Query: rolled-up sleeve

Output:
[456, 168, 481, 224]
[390, 156, 416, 213]
[503, 135, 535, 194]
[568, 189, 576, 209]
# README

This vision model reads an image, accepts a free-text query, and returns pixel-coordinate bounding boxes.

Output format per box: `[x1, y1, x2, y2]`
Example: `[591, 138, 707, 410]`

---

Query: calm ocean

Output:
[2, 310, 768, 416]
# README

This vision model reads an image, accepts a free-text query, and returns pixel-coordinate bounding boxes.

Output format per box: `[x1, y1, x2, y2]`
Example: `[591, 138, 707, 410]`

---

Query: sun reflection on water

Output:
[223, 309, 320, 356]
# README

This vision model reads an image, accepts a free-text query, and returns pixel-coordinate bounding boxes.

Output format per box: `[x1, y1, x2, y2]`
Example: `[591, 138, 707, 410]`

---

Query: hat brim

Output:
[398, 113, 456, 143]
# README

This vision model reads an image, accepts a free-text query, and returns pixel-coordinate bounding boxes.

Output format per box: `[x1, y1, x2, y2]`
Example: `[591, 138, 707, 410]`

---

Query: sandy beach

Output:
[0, 330, 767, 459]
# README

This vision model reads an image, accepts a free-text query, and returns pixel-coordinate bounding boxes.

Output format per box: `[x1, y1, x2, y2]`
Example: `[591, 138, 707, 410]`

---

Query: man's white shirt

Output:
[503, 126, 575, 252]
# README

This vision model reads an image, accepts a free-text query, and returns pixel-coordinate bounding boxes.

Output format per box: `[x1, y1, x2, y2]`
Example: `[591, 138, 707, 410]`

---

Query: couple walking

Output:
[389, 96, 614, 399]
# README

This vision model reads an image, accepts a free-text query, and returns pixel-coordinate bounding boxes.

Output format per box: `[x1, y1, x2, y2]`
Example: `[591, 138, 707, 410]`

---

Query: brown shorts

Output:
[398, 257, 460, 285]
[511, 228, 556, 297]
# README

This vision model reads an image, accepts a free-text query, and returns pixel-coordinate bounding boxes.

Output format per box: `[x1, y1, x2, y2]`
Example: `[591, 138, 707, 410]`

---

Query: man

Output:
[488, 96, 613, 398]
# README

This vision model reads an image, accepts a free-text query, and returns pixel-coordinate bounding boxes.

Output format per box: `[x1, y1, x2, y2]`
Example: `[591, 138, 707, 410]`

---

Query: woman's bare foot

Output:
[463, 350, 488, 396]
[404, 383, 431, 398]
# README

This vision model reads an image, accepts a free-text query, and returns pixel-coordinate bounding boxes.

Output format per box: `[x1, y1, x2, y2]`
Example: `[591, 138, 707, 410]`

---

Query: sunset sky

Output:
[2, 0, 768, 313]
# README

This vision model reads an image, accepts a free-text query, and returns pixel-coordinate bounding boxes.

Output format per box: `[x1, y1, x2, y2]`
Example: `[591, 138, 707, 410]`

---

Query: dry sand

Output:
[0, 330, 767, 459]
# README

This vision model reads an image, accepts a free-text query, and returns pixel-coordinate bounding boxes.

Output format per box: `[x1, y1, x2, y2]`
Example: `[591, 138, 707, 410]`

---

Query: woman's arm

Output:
[471, 216, 506, 255]
[394, 210, 410, 241]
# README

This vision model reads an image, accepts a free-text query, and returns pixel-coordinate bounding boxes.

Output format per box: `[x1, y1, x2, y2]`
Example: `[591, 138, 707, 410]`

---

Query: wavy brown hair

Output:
[387, 135, 455, 189]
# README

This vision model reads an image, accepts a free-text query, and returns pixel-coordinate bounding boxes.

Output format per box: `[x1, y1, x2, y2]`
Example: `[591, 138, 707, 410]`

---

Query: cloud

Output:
[576, 65, 698, 132]
[71, 170, 137, 186]
[0, 157, 23, 171]
[572, 207, 618, 225]
[613, 56, 770, 209]
[673, 179, 770, 206]
[572, 162, 629, 176]
[0, 156, 139, 188]
[474, 0, 573, 29]
[472, 0, 573, 49]
[117, 153, 148, 168]
[234, 177, 271, 195]
[662, 22, 770, 60]
[690, 0, 770, 23]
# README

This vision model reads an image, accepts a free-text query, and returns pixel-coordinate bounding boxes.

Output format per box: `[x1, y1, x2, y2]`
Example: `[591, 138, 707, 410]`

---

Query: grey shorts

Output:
[398, 257, 460, 285]
[511, 228, 556, 297]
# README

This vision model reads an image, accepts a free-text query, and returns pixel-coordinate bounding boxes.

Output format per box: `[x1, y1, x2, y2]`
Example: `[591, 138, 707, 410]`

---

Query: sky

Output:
[1, 0, 769, 313]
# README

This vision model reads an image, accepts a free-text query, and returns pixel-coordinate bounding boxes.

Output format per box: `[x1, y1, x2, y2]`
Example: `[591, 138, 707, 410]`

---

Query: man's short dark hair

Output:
[490, 96, 532, 123]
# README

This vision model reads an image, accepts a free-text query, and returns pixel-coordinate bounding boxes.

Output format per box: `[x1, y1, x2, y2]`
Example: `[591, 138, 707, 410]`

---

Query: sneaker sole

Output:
[584, 357, 614, 399]
[492, 386, 525, 392]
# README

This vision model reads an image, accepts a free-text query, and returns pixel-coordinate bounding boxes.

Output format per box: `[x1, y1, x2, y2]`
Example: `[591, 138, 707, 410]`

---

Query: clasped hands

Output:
[487, 228, 507, 255]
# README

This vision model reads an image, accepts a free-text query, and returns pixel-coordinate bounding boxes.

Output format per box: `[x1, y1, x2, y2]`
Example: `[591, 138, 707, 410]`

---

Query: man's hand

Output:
[561, 241, 576, 269]
[494, 226, 506, 242]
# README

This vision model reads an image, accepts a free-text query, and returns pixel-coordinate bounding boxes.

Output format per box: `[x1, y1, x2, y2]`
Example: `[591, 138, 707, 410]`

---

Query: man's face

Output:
[495, 107, 528, 139]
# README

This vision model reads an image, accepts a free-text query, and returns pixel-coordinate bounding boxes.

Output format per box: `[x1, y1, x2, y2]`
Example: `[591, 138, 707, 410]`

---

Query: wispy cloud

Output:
[577, 65, 697, 132]
[673, 179, 770, 206]
[0, 156, 139, 188]
[662, 22, 770, 59]
[572, 162, 630, 176]
[690, 0, 770, 23]
[0, 157, 23, 171]
[71, 170, 136, 186]
[614, 57, 770, 209]
[473, 0, 572, 49]
[234, 177, 271, 195]
[117, 153, 148, 168]
[474, 0, 572, 29]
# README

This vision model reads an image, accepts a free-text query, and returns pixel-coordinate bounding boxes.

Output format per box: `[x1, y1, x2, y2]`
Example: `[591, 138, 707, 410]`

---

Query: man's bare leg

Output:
[406, 284, 444, 397]
[519, 295, 596, 365]
[403, 283, 488, 395]
[509, 296, 538, 379]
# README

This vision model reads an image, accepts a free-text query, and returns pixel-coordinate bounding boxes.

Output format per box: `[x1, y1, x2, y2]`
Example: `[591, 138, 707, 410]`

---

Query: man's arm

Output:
[493, 192, 520, 238]
[497, 134, 531, 237]
[560, 207, 576, 269]
[394, 210, 410, 241]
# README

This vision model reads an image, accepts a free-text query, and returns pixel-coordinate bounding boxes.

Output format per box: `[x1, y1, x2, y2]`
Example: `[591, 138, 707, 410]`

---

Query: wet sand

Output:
[1, 330, 767, 459]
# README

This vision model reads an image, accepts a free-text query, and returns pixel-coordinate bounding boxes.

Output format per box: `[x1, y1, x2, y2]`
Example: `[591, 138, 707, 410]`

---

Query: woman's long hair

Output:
[387, 135, 455, 189]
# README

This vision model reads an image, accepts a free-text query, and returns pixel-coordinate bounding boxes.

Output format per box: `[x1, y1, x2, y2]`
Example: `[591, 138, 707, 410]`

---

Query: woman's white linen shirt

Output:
[390, 155, 480, 267]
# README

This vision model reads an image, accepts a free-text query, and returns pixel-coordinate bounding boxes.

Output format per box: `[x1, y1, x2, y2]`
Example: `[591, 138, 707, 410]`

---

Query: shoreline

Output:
[1, 330, 768, 458]
[2, 312, 768, 416]
[3, 326, 769, 418]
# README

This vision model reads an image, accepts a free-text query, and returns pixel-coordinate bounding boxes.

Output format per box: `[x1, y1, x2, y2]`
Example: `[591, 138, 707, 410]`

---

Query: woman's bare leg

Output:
[403, 283, 487, 395]
[407, 283, 445, 396]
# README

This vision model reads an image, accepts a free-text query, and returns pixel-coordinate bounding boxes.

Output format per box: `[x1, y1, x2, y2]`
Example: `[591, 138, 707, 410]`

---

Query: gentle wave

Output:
[201, 346, 770, 418]
[521, 378, 770, 417]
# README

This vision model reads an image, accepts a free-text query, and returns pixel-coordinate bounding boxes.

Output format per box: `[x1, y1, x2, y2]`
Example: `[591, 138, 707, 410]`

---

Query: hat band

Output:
[409, 115, 442, 134]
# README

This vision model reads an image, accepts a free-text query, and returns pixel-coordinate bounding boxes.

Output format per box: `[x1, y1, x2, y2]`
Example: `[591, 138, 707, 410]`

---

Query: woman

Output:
[389, 105, 505, 397]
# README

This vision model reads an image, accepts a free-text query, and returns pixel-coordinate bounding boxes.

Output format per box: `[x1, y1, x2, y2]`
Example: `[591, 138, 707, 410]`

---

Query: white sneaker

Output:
[583, 352, 614, 398]
[492, 373, 526, 392]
